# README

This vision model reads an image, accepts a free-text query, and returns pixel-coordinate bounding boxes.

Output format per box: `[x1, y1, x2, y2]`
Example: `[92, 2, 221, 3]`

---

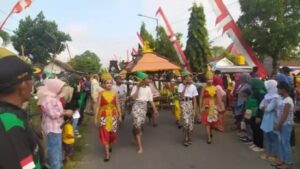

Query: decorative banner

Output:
[210, 0, 267, 78]
[132, 48, 138, 56]
[136, 32, 144, 48]
[155, 7, 191, 71]
[0, 0, 32, 31]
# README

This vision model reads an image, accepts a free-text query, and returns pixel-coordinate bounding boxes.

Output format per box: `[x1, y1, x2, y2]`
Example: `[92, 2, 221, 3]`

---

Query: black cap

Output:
[0, 54, 33, 89]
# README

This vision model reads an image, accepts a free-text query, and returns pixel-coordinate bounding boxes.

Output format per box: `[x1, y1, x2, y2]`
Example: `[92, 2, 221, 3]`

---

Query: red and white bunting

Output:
[210, 0, 267, 78]
[14, 0, 32, 13]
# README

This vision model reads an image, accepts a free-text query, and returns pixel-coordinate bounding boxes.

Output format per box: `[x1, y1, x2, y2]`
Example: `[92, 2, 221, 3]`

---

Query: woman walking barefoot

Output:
[130, 71, 158, 154]
[178, 69, 198, 146]
[200, 71, 223, 144]
[94, 72, 122, 162]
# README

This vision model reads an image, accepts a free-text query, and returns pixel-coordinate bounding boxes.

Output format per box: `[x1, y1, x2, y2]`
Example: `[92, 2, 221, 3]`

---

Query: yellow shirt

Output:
[62, 123, 75, 144]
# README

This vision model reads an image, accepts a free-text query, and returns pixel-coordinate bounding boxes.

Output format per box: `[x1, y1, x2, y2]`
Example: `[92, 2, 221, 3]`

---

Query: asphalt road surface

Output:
[76, 110, 274, 169]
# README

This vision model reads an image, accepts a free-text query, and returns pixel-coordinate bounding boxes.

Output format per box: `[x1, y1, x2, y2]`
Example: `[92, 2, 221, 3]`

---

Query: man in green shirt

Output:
[0, 48, 42, 169]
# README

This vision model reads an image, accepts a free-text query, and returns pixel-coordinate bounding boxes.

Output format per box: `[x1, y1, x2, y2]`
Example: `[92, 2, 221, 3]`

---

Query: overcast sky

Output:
[0, 0, 241, 66]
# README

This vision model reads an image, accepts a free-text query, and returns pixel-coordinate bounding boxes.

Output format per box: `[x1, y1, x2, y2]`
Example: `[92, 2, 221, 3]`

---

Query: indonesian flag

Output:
[20, 155, 35, 169]
[13, 0, 32, 13]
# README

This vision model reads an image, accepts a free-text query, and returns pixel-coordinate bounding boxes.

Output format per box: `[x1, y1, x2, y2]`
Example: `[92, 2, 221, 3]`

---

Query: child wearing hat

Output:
[129, 71, 158, 154]
[178, 69, 198, 146]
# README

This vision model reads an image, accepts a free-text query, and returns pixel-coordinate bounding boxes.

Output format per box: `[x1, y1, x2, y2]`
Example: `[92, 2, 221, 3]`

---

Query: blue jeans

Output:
[47, 133, 62, 169]
[73, 118, 79, 134]
[278, 125, 293, 164]
[264, 132, 278, 156]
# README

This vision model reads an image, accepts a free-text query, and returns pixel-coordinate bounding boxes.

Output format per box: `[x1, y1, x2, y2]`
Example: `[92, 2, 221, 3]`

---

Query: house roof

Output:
[53, 59, 75, 72]
[278, 60, 300, 67]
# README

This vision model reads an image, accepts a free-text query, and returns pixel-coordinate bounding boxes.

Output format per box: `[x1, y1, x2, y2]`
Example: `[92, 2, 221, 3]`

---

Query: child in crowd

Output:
[272, 82, 294, 169]
[62, 117, 75, 163]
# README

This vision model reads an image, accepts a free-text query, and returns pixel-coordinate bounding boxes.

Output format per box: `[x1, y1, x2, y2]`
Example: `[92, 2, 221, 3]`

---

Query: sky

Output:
[0, 0, 241, 67]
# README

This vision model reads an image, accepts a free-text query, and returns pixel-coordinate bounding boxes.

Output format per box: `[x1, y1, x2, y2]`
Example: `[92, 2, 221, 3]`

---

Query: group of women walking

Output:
[93, 69, 229, 162]
[91, 68, 295, 169]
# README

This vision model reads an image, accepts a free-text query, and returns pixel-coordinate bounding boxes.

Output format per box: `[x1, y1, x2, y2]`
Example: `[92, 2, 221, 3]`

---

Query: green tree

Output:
[210, 46, 236, 62]
[0, 30, 10, 46]
[139, 22, 156, 49]
[238, 0, 300, 67]
[11, 12, 71, 64]
[155, 26, 180, 64]
[69, 50, 101, 73]
[185, 3, 211, 72]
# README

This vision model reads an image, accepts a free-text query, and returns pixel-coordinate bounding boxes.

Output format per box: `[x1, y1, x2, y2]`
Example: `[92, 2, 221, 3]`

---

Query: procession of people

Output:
[0, 47, 298, 169]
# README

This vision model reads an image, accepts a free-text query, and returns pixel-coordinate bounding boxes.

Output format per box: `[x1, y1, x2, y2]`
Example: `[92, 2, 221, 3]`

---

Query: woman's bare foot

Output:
[137, 148, 143, 154]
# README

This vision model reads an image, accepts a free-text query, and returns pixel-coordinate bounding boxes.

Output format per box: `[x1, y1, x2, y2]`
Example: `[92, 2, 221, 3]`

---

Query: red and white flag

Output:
[156, 7, 191, 71]
[0, 0, 32, 31]
[13, 0, 32, 13]
[210, 0, 267, 78]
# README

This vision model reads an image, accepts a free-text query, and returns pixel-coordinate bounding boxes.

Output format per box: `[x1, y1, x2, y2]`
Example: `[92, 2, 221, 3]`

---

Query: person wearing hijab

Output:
[38, 79, 73, 169]
[246, 79, 266, 152]
[213, 74, 226, 132]
[233, 73, 252, 130]
[259, 80, 281, 162]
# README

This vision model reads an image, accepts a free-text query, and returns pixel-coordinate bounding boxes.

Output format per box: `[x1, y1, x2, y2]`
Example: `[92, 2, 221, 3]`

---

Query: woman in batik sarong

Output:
[129, 71, 158, 154]
[200, 71, 223, 144]
[178, 69, 198, 146]
[94, 72, 122, 162]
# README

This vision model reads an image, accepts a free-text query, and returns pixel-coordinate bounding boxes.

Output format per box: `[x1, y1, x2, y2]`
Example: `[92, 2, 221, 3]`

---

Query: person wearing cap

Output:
[113, 74, 127, 120]
[129, 71, 158, 154]
[178, 69, 198, 146]
[95, 72, 122, 162]
[0, 49, 43, 169]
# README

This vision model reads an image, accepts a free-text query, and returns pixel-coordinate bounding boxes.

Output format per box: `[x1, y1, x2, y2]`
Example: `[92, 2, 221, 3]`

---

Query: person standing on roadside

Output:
[0, 49, 43, 169]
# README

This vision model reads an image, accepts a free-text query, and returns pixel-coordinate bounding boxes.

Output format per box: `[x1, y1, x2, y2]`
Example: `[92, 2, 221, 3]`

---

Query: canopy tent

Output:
[210, 57, 252, 73]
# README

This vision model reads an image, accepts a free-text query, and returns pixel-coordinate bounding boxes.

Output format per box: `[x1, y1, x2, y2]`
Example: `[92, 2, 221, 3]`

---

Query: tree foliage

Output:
[238, 0, 300, 67]
[155, 26, 180, 64]
[69, 50, 101, 73]
[11, 12, 71, 65]
[0, 30, 10, 46]
[139, 23, 183, 65]
[185, 3, 211, 72]
[139, 22, 156, 49]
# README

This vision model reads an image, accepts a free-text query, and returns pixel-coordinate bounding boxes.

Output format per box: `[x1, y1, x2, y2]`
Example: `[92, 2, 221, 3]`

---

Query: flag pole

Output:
[0, 8, 14, 31]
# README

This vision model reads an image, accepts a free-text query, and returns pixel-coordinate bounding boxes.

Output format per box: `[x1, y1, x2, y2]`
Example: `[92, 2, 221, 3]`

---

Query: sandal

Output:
[187, 139, 192, 145]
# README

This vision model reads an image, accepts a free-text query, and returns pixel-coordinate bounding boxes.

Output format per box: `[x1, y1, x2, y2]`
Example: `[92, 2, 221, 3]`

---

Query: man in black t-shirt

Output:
[0, 48, 42, 169]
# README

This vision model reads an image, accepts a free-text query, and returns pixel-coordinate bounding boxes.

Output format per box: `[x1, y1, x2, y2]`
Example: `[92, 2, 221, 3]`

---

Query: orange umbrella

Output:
[130, 53, 181, 72]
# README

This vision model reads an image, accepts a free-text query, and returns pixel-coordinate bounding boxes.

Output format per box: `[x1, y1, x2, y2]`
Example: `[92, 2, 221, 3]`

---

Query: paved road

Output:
[76, 110, 274, 169]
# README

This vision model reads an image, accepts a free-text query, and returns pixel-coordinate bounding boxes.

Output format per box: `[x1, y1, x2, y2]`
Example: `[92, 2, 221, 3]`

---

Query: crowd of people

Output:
[0, 48, 298, 169]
